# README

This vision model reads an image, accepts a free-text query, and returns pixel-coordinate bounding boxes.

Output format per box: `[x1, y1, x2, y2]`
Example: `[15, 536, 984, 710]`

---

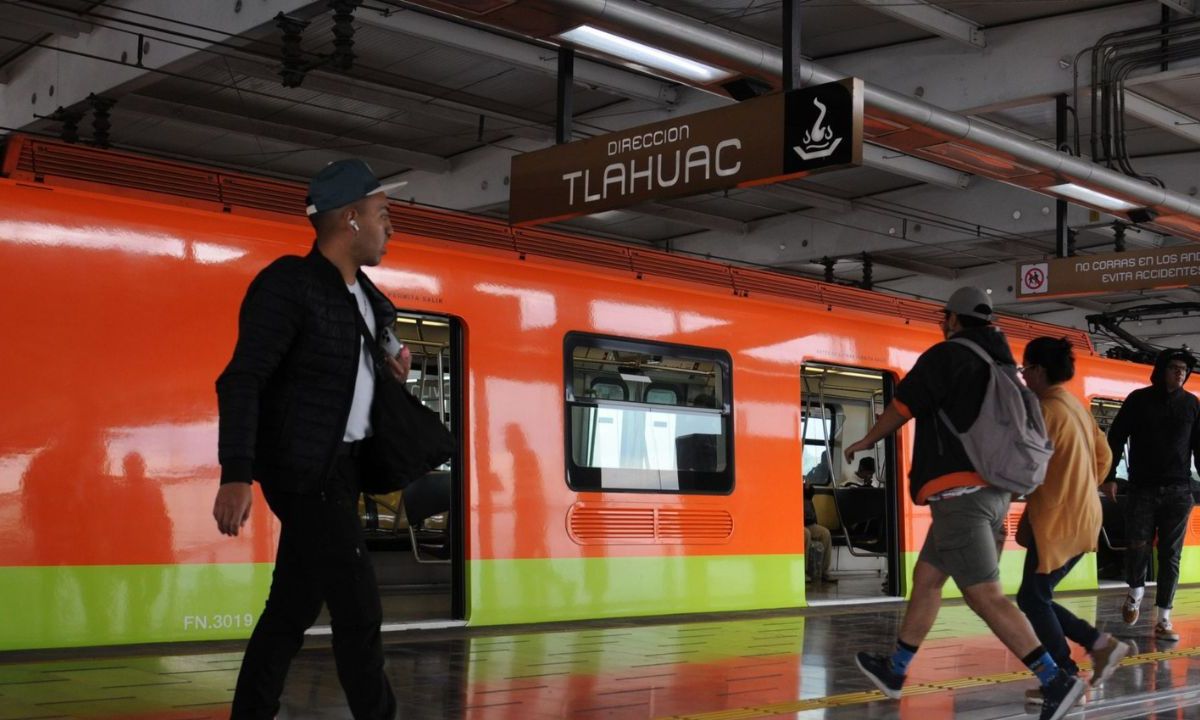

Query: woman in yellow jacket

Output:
[1017, 337, 1130, 702]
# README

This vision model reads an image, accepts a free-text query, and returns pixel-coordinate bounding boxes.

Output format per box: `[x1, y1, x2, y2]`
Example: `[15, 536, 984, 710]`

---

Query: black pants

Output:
[1124, 483, 1194, 610]
[231, 456, 395, 719]
[1016, 541, 1099, 676]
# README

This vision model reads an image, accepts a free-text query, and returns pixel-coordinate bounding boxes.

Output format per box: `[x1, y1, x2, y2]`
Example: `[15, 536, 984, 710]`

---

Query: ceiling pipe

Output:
[489, 0, 1200, 222]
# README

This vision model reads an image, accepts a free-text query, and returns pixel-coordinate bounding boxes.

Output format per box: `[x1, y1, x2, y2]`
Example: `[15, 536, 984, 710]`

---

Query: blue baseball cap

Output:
[304, 159, 407, 216]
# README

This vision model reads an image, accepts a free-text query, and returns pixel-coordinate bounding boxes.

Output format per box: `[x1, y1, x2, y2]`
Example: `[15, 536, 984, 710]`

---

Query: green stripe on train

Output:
[466, 554, 808, 625]
[900, 548, 1101, 599]
[0, 564, 272, 651]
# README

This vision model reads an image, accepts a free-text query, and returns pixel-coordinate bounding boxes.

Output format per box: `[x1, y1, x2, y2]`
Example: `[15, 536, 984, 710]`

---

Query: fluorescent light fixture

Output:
[1046, 183, 1140, 213]
[558, 25, 734, 84]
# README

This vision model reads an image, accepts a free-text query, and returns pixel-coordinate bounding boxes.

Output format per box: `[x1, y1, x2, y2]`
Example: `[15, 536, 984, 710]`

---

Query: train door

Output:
[1092, 397, 1129, 583]
[357, 311, 464, 625]
[801, 363, 902, 603]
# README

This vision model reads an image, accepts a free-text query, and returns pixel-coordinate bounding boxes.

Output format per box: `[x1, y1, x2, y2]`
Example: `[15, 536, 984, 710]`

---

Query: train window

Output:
[1091, 398, 1127, 481]
[565, 333, 733, 494]
[801, 406, 837, 486]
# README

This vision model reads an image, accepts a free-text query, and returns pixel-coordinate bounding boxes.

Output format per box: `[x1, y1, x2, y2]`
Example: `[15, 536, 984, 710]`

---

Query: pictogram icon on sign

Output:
[1020, 263, 1049, 295]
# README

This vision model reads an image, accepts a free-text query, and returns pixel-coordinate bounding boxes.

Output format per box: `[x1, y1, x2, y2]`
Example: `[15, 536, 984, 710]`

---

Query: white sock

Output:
[1128, 587, 1145, 603]
[1158, 607, 1171, 623]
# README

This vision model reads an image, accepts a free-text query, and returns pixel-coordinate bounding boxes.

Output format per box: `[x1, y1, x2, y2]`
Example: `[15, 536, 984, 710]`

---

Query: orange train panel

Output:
[0, 134, 1160, 574]
[3, 134, 1093, 352]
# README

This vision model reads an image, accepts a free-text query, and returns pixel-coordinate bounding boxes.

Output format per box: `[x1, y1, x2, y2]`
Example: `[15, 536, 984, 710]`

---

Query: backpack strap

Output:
[946, 336, 999, 367]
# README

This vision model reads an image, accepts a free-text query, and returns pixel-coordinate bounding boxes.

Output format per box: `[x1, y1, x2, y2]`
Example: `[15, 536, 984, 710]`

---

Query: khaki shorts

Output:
[918, 486, 1010, 588]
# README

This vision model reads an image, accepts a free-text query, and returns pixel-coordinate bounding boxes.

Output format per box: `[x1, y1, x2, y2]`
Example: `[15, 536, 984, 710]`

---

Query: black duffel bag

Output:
[353, 310, 454, 495]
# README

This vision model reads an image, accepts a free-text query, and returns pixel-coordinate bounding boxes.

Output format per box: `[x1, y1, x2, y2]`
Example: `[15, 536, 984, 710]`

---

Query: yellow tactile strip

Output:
[654, 644, 1200, 719]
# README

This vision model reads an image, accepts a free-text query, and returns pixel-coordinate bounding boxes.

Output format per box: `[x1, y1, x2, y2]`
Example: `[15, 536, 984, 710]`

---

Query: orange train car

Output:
[0, 135, 1194, 651]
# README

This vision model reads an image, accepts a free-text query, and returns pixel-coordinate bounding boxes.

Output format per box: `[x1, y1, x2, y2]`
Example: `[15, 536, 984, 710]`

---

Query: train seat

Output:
[811, 490, 842, 532]
[360, 470, 452, 563]
[833, 487, 886, 552]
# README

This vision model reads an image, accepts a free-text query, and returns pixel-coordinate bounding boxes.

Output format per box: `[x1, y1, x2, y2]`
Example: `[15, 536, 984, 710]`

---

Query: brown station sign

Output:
[509, 78, 864, 226]
[1016, 246, 1200, 300]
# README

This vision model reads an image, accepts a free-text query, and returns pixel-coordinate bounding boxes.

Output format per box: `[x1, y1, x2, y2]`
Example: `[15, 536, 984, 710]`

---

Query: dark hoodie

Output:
[1106, 348, 1200, 486]
[894, 324, 1017, 504]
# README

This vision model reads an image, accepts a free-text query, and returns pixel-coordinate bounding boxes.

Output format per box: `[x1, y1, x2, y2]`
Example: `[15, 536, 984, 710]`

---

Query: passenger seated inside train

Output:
[843, 456, 879, 488]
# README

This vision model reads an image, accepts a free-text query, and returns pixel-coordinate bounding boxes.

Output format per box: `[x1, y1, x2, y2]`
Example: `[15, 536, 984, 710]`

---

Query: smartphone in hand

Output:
[381, 327, 405, 357]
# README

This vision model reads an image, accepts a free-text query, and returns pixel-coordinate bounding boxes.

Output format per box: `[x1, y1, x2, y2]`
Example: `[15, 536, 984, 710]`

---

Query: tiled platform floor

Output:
[4, 587, 1200, 719]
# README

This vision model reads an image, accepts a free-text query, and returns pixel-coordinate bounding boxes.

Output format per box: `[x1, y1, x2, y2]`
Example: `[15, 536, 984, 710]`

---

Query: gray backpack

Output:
[937, 338, 1054, 495]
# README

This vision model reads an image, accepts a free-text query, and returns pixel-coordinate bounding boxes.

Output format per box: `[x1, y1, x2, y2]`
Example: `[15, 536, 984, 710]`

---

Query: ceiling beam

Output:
[634, 203, 748, 235]
[4, 2, 94, 37]
[863, 144, 972, 190]
[1123, 91, 1200, 147]
[119, 94, 452, 173]
[752, 184, 853, 213]
[1157, 0, 1197, 15]
[355, 7, 678, 107]
[0, 0, 313, 132]
[851, 0, 985, 48]
[219, 57, 558, 143]
[870, 255, 959, 279]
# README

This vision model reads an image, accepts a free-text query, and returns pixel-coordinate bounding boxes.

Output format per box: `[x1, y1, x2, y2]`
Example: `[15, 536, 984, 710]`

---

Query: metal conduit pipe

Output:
[1086, 18, 1200, 166]
[544, 0, 1200, 220]
[1082, 16, 1200, 161]
[1108, 39, 1200, 183]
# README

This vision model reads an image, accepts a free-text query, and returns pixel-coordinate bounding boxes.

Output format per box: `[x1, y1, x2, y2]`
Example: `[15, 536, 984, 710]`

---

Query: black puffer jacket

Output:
[1106, 348, 1200, 486]
[216, 245, 396, 493]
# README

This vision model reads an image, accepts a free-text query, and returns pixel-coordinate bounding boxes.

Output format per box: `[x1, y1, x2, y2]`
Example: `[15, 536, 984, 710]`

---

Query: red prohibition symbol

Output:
[1024, 267, 1046, 290]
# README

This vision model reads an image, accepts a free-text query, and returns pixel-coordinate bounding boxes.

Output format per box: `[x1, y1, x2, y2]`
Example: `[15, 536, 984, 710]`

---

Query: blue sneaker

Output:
[855, 651, 904, 699]
[1039, 669, 1088, 720]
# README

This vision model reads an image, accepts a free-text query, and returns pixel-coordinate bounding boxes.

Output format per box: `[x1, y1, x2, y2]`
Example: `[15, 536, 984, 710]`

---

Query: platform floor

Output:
[3, 587, 1200, 719]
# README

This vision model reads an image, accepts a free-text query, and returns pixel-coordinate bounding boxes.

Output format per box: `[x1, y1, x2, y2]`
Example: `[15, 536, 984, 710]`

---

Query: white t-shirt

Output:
[344, 281, 376, 442]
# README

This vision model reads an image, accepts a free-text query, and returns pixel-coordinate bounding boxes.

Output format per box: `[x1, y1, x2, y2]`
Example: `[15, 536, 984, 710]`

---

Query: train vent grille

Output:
[390, 205, 515, 251]
[568, 504, 733, 545]
[218, 176, 307, 215]
[1191, 514, 1200, 538]
[630, 250, 734, 286]
[17, 141, 223, 204]
[514, 228, 633, 272]
[730, 272, 820, 304]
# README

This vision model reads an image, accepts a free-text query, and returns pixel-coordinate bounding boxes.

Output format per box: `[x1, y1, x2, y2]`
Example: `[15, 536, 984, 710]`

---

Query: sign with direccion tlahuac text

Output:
[1016, 246, 1200, 300]
[508, 78, 863, 226]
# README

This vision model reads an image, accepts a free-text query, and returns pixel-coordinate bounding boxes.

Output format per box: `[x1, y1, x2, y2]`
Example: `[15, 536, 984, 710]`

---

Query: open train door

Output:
[355, 310, 465, 628]
[800, 363, 903, 604]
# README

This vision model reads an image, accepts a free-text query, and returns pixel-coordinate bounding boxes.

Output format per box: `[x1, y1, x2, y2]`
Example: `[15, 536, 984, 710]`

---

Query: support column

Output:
[556, 46, 575, 145]
[1056, 93, 1071, 258]
[783, 0, 803, 91]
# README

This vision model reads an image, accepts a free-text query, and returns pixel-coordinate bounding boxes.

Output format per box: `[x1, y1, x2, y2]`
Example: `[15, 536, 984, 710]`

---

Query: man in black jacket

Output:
[213, 159, 410, 719]
[843, 287, 1085, 720]
[1104, 348, 1199, 641]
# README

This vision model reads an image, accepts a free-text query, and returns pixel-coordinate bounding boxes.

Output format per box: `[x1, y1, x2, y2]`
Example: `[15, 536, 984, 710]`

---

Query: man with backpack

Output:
[844, 287, 1085, 720]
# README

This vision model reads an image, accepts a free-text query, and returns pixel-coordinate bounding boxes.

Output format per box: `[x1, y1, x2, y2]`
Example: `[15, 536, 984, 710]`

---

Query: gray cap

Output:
[945, 286, 993, 321]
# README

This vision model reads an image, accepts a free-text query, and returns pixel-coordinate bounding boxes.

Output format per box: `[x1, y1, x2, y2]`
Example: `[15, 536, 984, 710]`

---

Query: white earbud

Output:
[349, 219, 360, 232]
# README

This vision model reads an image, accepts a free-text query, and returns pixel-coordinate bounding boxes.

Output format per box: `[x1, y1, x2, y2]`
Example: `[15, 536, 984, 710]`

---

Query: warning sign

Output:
[1015, 247, 1200, 300]
[1020, 263, 1048, 295]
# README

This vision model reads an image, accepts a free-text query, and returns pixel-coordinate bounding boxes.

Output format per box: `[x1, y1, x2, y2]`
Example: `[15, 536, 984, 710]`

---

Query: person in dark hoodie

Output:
[844, 287, 1086, 720]
[1104, 347, 1200, 641]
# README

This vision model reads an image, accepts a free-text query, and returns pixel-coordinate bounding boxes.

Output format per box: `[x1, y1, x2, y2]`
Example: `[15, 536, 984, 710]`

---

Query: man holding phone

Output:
[213, 159, 410, 719]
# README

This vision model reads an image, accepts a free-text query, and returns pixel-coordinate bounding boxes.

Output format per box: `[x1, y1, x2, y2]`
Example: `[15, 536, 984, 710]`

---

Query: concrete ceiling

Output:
[1, 0, 1198, 356]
